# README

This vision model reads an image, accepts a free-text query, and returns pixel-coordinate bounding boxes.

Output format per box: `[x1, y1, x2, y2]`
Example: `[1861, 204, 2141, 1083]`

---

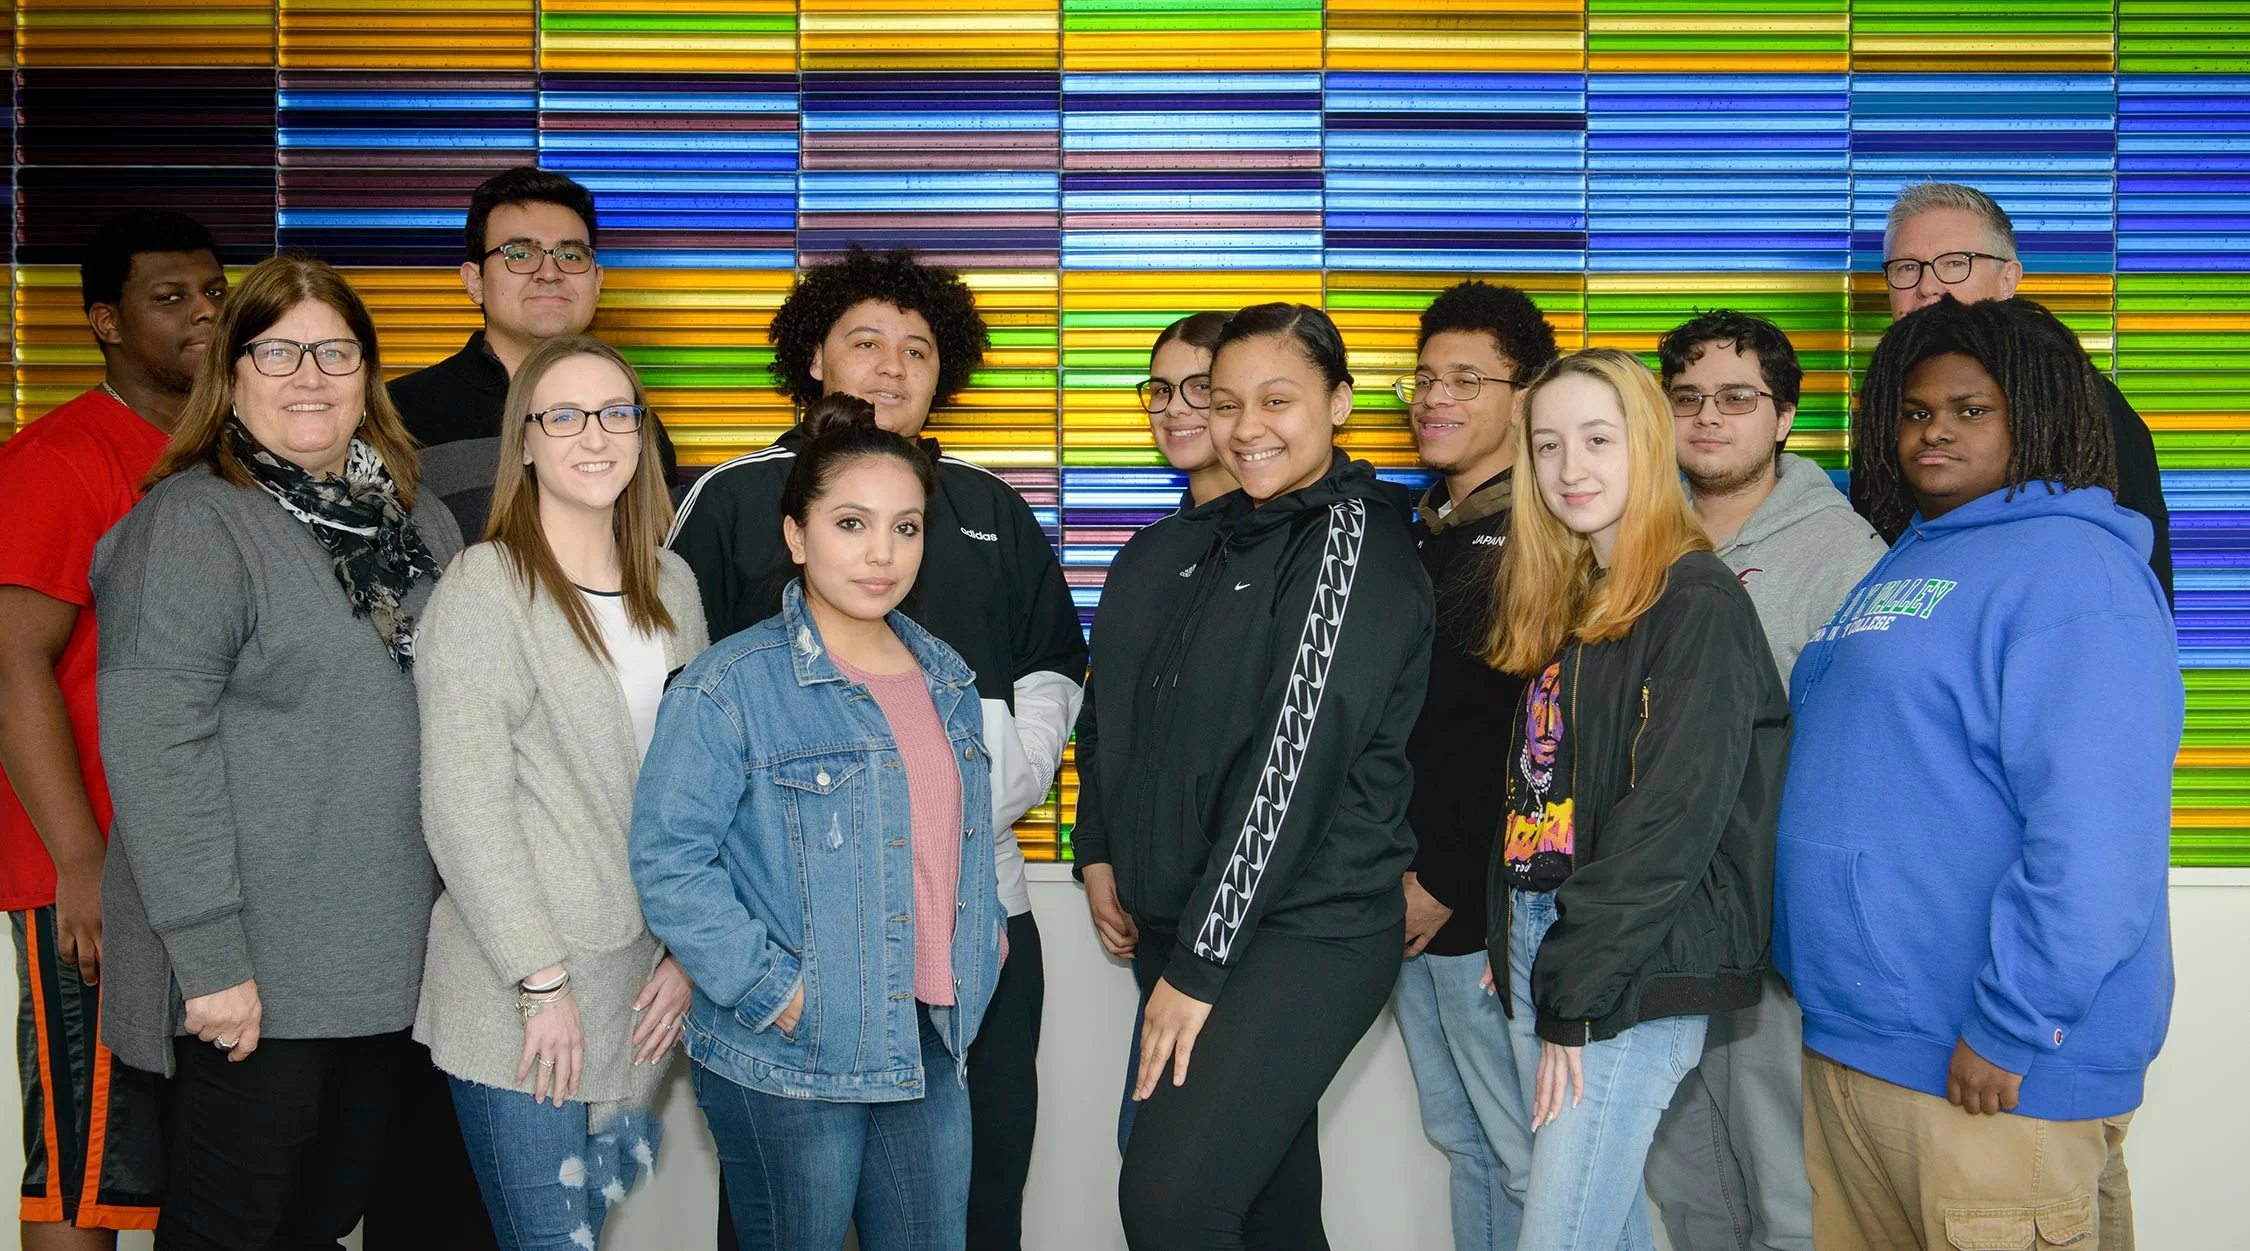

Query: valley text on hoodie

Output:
[1777, 483, 2183, 1123]
[1071, 453, 1435, 1002]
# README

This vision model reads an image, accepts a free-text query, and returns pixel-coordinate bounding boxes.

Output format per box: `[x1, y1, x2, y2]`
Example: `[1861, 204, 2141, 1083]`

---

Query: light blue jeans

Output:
[696, 1003, 971, 1251]
[1506, 890, 1708, 1251]
[1396, 949, 1530, 1251]
[448, 1077, 662, 1251]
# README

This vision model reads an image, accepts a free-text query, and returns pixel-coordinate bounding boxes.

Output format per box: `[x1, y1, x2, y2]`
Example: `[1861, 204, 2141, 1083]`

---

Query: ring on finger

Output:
[215, 1037, 238, 1051]
[537, 1056, 556, 1068]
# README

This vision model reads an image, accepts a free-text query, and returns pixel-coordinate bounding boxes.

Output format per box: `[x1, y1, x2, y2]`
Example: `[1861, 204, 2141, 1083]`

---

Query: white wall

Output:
[64, 868, 2250, 1250]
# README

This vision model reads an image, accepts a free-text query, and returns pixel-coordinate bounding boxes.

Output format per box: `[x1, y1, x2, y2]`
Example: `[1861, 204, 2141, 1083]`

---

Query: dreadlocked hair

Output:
[1851, 295, 2115, 541]
[768, 244, 990, 410]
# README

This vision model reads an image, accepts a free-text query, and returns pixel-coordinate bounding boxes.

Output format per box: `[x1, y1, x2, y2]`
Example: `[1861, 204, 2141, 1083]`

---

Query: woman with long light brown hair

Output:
[92, 254, 463, 1246]
[1477, 347, 1790, 1250]
[410, 334, 707, 1250]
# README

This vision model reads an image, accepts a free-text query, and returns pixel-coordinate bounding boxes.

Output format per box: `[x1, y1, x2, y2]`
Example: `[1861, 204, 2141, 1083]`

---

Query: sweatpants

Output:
[1117, 923, 1401, 1251]
[1644, 972, 1814, 1251]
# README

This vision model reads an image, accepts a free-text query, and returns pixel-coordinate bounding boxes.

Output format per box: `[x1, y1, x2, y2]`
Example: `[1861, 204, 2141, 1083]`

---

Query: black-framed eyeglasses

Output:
[240, 338, 364, 377]
[525, 404, 647, 437]
[1394, 370, 1518, 406]
[1881, 251, 2012, 290]
[1670, 385, 1776, 418]
[483, 242, 598, 275]
[1136, 375, 1211, 412]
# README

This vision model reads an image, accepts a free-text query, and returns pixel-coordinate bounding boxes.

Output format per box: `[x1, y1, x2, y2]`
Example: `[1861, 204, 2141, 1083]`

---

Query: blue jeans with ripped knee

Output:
[449, 1077, 663, 1251]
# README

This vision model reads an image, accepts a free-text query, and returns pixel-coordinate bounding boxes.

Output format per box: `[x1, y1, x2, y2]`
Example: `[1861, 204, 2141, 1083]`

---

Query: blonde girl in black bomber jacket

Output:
[1479, 348, 1790, 1251]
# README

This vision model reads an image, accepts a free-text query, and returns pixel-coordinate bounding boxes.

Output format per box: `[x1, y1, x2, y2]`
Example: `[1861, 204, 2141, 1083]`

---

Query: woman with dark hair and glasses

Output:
[1135, 311, 1236, 510]
[1074, 303, 1434, 1249]
[413, 335, 708, 1249]
[90, 255, 463, 1245]
[1093, 311, 1237, 1156]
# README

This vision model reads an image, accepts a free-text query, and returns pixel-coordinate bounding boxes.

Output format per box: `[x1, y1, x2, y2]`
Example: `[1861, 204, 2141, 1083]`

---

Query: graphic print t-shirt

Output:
[1503, 653, 1577, 892]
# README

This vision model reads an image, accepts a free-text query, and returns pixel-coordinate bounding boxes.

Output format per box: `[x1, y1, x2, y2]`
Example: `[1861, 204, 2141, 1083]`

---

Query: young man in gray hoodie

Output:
[1643, 310, 1886, 1251]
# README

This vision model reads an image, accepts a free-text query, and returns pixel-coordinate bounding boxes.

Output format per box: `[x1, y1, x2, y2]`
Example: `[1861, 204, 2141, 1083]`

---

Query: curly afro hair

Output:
[1416, 280, 1560, 379]
[768, 245, 991, 410]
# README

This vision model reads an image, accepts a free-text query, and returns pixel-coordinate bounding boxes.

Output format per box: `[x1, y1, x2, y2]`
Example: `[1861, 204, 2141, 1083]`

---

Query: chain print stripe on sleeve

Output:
[1193, 499, 1368, 964]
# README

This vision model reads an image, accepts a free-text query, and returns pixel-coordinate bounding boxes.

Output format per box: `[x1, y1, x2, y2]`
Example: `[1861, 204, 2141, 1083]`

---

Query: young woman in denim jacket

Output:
[630, 396, 1008, 1251]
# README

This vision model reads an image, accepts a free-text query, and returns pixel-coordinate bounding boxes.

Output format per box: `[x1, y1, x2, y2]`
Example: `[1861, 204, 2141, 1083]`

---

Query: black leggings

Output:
[1118, 923, 1402, 1251]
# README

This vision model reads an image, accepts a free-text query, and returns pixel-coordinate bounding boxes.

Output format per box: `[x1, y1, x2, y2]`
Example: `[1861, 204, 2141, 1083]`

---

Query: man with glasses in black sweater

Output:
[390, 166, 677, 539]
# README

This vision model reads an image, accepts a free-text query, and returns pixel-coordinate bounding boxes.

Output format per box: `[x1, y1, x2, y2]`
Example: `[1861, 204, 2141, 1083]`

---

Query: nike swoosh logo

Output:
[1234, 581, 1252, 591]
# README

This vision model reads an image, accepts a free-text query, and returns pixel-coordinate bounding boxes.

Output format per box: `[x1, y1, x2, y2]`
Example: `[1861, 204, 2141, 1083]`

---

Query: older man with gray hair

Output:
[1874, 181, 2172, 602]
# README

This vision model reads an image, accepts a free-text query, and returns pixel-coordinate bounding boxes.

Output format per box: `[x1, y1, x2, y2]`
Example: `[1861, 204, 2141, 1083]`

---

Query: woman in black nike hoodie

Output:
[1073, 304, 1435, 1250]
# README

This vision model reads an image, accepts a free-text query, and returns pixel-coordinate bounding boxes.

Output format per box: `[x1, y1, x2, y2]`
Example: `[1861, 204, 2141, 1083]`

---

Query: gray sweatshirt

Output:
[1707, 453, 1888, 683]
[413, 543, 707, 1119]
[92, 466, 462, 1076]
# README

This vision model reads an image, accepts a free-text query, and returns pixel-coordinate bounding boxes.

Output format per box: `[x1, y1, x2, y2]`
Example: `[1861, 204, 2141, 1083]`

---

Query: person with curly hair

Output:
[1782, 296, 2179, 1250]
[668, 245, 1083, 1251]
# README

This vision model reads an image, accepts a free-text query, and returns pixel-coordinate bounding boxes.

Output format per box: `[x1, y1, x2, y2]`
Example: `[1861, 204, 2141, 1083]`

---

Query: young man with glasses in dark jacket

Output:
[389, 167, 678, 539]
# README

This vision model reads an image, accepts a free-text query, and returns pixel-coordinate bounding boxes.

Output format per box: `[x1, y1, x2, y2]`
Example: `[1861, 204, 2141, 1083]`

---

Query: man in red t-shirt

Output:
[0, 210, 225, 1247]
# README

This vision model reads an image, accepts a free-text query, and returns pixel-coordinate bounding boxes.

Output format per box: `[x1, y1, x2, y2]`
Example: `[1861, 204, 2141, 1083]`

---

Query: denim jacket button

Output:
[962, 744, 974, 761]
[816, 769, 831, 787]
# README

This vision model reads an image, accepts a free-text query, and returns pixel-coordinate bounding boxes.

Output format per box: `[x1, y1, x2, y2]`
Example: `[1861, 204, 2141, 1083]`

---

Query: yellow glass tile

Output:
[12, 267, 257, 425]
[20, 0, 274, 66]
[1325, 0, 1585, 71]
[1064, 31, 1322, 72]
[1330, 271, 1588, 467]
[802, 0, 1058, 69]
[926, 270, 1060, 470]
[279, 0, 533, 69]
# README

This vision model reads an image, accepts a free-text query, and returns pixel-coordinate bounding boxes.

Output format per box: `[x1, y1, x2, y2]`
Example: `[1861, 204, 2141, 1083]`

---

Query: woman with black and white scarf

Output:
[92, 255, 462, 1247]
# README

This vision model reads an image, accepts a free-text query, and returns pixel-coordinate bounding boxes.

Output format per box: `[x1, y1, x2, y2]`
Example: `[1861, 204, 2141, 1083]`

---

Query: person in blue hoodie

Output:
[1778, 295, 2181, 1251]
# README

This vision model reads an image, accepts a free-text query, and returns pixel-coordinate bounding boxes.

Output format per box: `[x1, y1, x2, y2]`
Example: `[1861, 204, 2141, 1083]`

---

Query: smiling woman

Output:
[1205, 302, 1355, 506]
[90, 254, 464, 1244]
[412, 333, 704, 1251]
[1140, 311, 1234, 508]
[1474, 348, 1789, 1250]
[1072, 303, 1438, 1249]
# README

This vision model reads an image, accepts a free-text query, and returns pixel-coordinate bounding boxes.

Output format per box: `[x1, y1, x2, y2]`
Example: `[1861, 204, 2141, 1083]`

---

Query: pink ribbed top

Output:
[835, 655, 963, 1006]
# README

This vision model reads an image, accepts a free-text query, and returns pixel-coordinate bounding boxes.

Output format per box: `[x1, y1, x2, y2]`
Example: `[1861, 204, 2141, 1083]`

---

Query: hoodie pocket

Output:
[1111, 764, 1215, 923]
[1777, 837, 1913, 1034]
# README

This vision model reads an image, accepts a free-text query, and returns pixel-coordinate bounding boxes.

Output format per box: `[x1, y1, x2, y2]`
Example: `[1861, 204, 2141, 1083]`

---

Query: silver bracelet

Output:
[517, 980, 572, 1021]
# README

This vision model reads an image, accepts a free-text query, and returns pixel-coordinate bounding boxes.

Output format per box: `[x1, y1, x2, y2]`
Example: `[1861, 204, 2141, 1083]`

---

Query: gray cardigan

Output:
[412, 543, 707, 1115]
[92, 466, 464, 1076]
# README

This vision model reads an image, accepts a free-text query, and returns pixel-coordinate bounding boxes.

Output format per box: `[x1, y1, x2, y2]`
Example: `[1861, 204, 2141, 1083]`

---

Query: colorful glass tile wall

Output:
[8, 5, 2246, 864]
